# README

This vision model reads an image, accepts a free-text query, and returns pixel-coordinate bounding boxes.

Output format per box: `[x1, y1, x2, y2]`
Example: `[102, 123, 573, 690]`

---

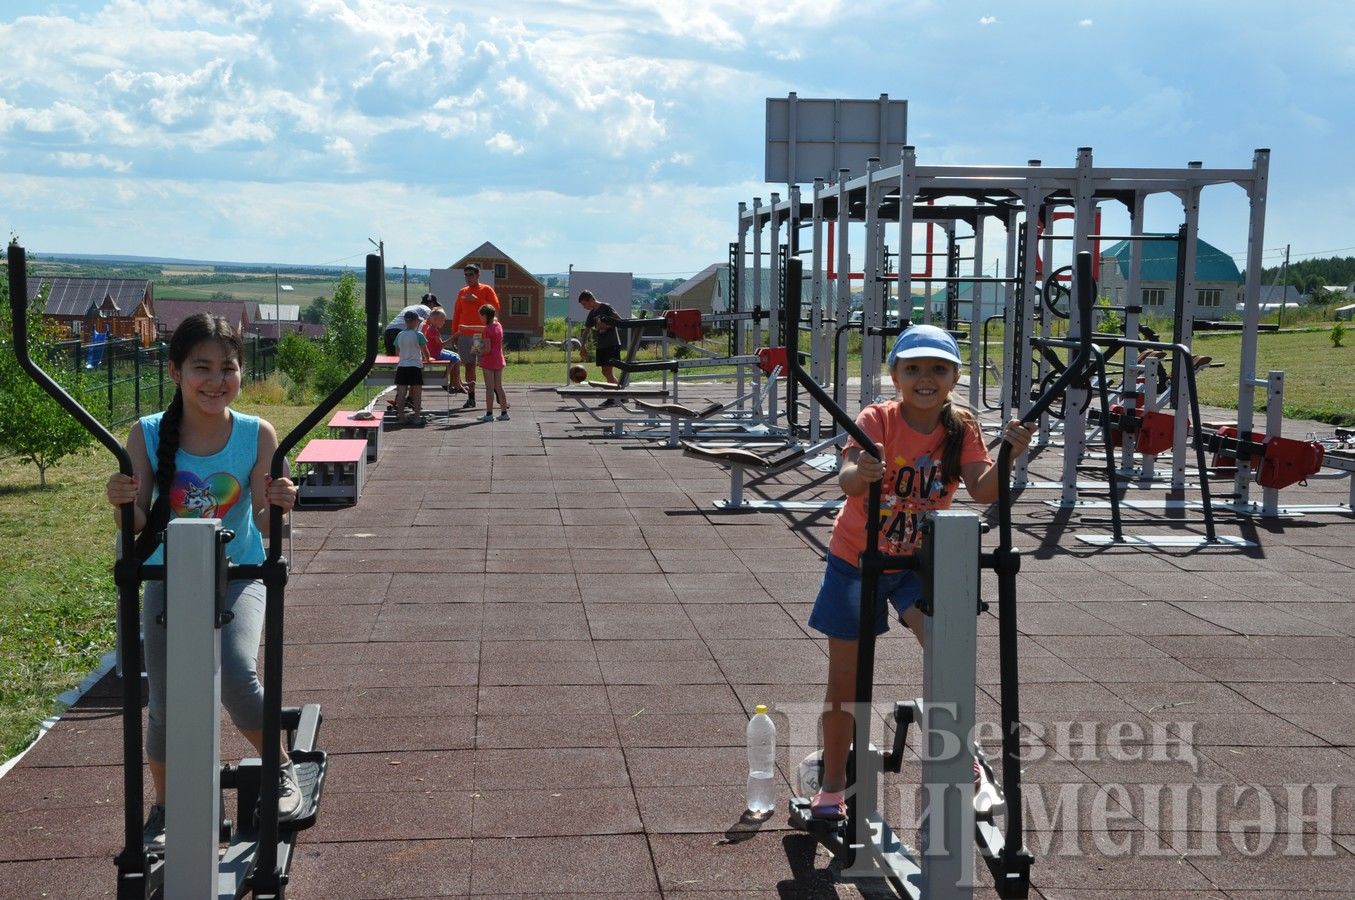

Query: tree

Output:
[300, 296, 328, 325]
[323, 272, 363, 368]
[0, 247, 96, 486]
[275, 331, 323, 400]
[314, 271, 364, 395]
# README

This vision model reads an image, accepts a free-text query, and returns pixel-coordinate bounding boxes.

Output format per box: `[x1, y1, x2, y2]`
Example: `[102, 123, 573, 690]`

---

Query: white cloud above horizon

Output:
[1, 0, 1353, 275]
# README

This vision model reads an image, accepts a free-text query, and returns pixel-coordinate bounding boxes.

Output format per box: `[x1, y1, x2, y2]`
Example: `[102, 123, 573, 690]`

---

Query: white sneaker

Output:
[143, 803, 166, 851]
[278, 760, 303, 821]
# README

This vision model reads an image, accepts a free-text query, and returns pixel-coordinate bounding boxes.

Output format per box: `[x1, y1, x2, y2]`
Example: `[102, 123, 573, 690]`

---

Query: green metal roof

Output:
[1101, 235, 1241, 283]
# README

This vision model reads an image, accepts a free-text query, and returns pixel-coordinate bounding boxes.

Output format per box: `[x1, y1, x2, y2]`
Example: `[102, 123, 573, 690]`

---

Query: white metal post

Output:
[163, 518, 224, 899]
[862, 158, 882, 406]
[920, 511, 979, 899]
[1234, 150, 1271, 507]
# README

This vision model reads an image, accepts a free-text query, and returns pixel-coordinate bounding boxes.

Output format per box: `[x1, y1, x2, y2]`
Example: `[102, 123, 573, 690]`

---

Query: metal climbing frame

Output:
[738, 145, 1273, 544]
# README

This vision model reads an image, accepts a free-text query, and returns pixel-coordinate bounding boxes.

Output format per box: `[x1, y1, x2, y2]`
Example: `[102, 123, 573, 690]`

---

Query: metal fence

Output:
[46, 335, 276, 428]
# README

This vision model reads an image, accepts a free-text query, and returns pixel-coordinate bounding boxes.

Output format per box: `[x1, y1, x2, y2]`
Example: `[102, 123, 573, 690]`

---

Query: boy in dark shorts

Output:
[393, 309, 430, 427]
[578, 290, 623, 402]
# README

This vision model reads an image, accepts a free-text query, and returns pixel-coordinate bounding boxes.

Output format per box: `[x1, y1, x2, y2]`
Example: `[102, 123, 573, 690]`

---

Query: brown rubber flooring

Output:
[1, 382, 1352, 898]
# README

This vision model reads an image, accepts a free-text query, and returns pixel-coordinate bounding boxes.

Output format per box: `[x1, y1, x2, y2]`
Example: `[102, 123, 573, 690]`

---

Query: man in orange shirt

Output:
[450, 263, 500, 409]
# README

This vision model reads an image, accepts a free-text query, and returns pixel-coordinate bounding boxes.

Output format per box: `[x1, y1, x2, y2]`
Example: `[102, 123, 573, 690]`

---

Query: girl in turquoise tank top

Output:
[104, 312, 305, 846]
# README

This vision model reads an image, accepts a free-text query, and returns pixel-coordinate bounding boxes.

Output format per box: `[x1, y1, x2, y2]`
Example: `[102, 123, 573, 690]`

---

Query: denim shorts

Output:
[807, 553, 923, 640]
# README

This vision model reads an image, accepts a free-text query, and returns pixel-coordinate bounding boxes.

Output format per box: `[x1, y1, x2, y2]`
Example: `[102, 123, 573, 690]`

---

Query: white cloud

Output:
[979, 16, 996, 25]
[485, 131, 525, 154]
[1079, 18, 1093, 27]
[52, 151, 132, 173]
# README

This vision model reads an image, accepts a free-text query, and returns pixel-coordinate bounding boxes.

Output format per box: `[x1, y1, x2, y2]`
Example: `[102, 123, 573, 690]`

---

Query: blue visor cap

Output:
[887, 324, 962, 368]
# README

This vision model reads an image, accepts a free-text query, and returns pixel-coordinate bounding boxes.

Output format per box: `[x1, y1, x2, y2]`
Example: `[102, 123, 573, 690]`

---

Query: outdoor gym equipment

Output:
[6, 244, 381, 900]
[780, 253, 1103, 899]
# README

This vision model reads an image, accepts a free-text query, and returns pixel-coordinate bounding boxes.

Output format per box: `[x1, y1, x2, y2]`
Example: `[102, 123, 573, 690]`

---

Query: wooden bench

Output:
[328, 410, 383, 461]
[296, 438, 368, 504]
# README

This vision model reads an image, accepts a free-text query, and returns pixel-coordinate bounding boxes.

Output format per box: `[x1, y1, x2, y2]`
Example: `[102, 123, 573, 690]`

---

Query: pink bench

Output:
[296, 438, 368, 504]
[327, 411, 382, 461]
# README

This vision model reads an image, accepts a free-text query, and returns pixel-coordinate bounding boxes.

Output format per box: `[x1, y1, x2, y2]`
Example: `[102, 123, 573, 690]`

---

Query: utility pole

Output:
[274, 268, 281, 339]
[402, 264, 409, 306]
[1277, 243, 1290, 328]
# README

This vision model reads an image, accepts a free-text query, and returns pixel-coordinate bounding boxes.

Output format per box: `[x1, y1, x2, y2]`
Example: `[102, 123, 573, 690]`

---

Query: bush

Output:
[1333, 321, 1346, 348]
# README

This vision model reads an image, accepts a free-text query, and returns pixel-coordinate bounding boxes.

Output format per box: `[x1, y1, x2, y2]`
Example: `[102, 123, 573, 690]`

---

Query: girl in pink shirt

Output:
[476, 304, 510, 422]
[806, 325, 1034, 820]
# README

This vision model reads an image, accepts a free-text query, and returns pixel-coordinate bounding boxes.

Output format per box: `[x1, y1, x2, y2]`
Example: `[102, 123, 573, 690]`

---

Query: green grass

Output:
[0, 382, 326, 761]
[1193, 327, 1353, 424]
[971, 324, 1352, 426]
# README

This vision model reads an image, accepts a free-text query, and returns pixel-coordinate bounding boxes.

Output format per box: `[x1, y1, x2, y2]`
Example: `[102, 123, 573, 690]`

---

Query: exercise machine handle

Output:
[265, 253, 382, 562]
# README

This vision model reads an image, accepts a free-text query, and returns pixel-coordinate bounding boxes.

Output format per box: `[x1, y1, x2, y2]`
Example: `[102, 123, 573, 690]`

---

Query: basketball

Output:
[569, 364, 588, 384]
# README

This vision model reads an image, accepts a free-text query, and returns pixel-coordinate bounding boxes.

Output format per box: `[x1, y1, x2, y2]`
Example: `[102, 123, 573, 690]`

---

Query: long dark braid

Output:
[132, 313, 243, 561]
[938, 399, 977, 487]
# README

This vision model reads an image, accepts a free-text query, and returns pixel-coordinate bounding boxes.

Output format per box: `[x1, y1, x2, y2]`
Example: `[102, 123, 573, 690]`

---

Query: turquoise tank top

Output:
[140, 410, 265, 565]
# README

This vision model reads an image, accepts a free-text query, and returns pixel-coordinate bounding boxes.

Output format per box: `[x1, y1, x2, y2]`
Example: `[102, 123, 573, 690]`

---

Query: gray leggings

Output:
[142, 579, 267, 762]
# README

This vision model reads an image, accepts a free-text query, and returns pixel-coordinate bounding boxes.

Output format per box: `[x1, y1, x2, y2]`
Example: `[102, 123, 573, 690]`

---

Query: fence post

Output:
[134, 342, 142, 417]
[106, 337, 115, 420]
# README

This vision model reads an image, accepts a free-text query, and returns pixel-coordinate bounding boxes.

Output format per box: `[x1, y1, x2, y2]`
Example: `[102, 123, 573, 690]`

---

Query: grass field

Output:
[155, 278, 418, 311]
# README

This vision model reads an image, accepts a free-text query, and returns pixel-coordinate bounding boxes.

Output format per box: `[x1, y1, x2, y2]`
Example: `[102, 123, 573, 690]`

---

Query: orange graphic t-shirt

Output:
[827, 401, 991, 566]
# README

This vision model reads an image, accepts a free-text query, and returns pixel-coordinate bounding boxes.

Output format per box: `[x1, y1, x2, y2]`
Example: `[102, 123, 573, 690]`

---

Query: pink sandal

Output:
[809, 789, 846, 821]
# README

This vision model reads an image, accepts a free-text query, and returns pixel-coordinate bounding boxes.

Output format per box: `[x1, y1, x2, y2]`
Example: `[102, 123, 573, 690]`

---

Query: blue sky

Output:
[1, 0, 1352, 277]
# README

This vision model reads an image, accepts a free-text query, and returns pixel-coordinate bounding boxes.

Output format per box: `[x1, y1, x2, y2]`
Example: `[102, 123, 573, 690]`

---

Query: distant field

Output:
[155, 277, 420, 311]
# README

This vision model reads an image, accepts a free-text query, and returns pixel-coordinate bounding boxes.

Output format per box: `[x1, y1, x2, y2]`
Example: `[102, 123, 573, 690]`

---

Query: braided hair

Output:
[937, 397, 978, 487]
[133, 313, 244, 561]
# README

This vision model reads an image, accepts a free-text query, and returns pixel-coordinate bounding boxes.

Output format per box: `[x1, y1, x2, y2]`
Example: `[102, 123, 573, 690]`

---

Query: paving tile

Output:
[290, 686, 478, 720]
[686, 605, 809, 641]
[471, 787, 640, 837]
[323, 750, 472, 794]
[0, 856, 113, 899]
[592, 639, 712, 661]
[481, 602, 592, 641]
[635, 783, 797, 834]
[314, 791, 475, 842]
[1177, 841, 1355, 893]
[473, 747, 631, 791]
[477, 684, 611, 715]
[371, 603, 483, 642]
[599, 658, 728, 684]
[287, 839, 472, 899]
[0, 803, 120, 862]
[468, 833, 658, 894]
[475, 714, 619, 749]
[614, 712, 747, 748]
[322, 714, 476, 753]
[585, 603, 699, 640]
[648, 831, 836, 894]
[624, 746, 750, 787]
[605, 683, 742, 716]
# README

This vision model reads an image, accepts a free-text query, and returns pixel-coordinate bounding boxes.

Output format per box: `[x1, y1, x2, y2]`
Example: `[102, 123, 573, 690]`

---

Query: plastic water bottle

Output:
[746, 704, 777, 817]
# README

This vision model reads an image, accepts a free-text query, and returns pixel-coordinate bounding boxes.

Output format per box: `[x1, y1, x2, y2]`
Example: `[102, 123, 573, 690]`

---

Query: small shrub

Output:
[1333, 321, 1346, 348]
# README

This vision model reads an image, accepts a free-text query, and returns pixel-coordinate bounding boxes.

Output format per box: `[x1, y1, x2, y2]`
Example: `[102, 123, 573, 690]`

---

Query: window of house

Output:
[494, 263, 507, 279]
[1142, 288, 1166, 308]
[1197, 288, 1221, 308]
[510, 295, 531, 317]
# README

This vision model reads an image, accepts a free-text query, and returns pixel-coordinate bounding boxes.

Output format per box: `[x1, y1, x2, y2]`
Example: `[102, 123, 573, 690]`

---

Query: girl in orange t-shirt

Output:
[806, 325, 1034, 820]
